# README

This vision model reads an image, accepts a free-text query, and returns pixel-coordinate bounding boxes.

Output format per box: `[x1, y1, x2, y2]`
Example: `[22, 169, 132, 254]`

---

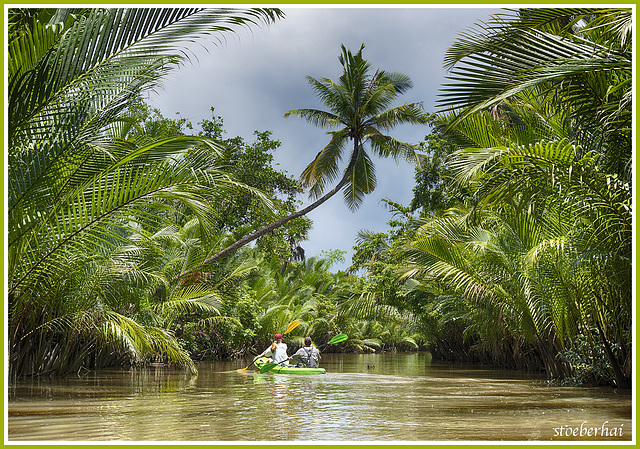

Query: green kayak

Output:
[254, 357, 326, 375]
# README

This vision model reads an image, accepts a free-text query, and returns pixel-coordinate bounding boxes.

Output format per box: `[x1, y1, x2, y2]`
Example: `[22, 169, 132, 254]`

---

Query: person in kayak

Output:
[256, 333, 289, 365]
[292, 336, 321, 368]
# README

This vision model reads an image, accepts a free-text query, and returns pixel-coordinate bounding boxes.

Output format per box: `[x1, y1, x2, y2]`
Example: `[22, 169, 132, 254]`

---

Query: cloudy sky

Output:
[148, 6, 501, 271]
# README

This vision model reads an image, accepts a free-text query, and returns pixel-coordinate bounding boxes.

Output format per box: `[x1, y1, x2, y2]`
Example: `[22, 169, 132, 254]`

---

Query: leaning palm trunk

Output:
[204, 140, 361, 264]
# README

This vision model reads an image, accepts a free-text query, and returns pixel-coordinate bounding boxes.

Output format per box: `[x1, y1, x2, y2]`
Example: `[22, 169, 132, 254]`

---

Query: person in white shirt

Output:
[257, 333, 289, 365]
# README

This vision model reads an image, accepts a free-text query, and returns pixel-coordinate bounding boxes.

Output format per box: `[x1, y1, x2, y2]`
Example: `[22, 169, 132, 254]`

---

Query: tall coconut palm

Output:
[204, 44, 429, 264]
[8, 7, 282, 377]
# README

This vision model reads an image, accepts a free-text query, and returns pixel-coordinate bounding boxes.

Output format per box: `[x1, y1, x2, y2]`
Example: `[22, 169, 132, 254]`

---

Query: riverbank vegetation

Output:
[8, 8, 631, 388]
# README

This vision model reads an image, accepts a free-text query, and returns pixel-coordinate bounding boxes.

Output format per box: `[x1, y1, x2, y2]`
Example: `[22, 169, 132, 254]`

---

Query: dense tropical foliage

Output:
[8, 8, 631, 388]
[398, 8, 632, 387]
[8, 7, 284, 377]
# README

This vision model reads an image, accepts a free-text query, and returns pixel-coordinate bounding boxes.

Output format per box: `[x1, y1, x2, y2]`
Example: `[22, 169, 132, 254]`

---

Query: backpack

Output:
[304, 347, 318, 368]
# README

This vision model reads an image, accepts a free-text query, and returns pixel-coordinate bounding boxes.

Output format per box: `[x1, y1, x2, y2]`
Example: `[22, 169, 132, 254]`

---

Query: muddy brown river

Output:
[7, 352, 632, 442]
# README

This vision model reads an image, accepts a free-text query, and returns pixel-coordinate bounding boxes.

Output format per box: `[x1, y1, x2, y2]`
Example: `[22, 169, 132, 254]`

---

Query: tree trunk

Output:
[596, 321, 629, 389]
[202, 142, 361, 266]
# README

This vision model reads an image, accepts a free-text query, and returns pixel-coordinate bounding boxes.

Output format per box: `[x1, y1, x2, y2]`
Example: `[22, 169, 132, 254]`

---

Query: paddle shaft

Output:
[242, 358, 259, 371]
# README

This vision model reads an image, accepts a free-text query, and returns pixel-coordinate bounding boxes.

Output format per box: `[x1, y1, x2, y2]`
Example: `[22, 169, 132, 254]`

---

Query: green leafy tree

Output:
[195, 110, 311, 259]
[121, 103, 311, 260]
[410, 125, 460, 216]
[123, 97, 193, 140]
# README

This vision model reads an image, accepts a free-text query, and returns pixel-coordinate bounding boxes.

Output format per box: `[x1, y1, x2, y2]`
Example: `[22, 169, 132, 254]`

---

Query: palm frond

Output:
[299, 129, 349, 198]
[343, 148, 376, 211]
[371, 103, 429, 131]
[283, 106, 341, 129]
[368, 131, 421, 165]
[439, 8, 632, 136]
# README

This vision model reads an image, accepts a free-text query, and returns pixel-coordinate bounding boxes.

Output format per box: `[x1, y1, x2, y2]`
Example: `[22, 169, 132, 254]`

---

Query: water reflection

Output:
[8, 352, 632, 442]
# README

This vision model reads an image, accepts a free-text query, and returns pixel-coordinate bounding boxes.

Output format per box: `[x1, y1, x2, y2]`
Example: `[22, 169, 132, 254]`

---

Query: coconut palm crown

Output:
[285, 44, 429, 211]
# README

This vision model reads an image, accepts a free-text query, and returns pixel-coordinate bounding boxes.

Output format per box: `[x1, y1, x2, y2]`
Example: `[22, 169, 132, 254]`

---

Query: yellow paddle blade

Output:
[284, 320, 300, 334]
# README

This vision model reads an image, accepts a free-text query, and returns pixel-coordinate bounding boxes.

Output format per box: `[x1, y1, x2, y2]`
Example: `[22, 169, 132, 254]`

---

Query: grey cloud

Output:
[149, 7, 500, 271]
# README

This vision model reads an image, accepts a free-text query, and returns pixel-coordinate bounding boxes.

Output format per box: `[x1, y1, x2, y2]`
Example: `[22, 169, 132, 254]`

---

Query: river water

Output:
[7, 352, 632, 442]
